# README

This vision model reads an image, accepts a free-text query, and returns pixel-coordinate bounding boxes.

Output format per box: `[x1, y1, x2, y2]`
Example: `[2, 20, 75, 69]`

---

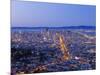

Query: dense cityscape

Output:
[11, 27, 96, 74]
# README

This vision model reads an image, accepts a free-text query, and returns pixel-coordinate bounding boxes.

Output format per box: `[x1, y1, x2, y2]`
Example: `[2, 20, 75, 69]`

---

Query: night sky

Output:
[11, 0, 96, 27]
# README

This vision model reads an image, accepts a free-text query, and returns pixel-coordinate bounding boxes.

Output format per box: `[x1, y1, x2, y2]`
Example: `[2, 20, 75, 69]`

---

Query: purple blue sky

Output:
[11, 0, 96, 27]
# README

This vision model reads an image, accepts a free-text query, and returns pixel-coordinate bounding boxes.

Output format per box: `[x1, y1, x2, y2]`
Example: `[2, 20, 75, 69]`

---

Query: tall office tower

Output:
[43, 28, 50, 42]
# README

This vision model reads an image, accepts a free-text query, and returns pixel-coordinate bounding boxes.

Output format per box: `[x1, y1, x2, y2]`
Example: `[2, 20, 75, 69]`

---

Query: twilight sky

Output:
[11, 0, 96, 27]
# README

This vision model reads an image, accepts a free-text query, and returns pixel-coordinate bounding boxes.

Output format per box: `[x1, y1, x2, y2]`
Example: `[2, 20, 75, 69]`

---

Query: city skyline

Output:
[11, 0, 96, 27]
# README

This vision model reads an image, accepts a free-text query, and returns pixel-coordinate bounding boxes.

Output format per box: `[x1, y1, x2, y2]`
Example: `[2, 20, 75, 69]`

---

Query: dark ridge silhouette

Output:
[11, 26, 96, 30]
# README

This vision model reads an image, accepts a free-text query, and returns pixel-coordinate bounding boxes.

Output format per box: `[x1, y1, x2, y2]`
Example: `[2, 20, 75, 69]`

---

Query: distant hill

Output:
[12, 26, 96, 30]
[61, 26, 96, 29]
